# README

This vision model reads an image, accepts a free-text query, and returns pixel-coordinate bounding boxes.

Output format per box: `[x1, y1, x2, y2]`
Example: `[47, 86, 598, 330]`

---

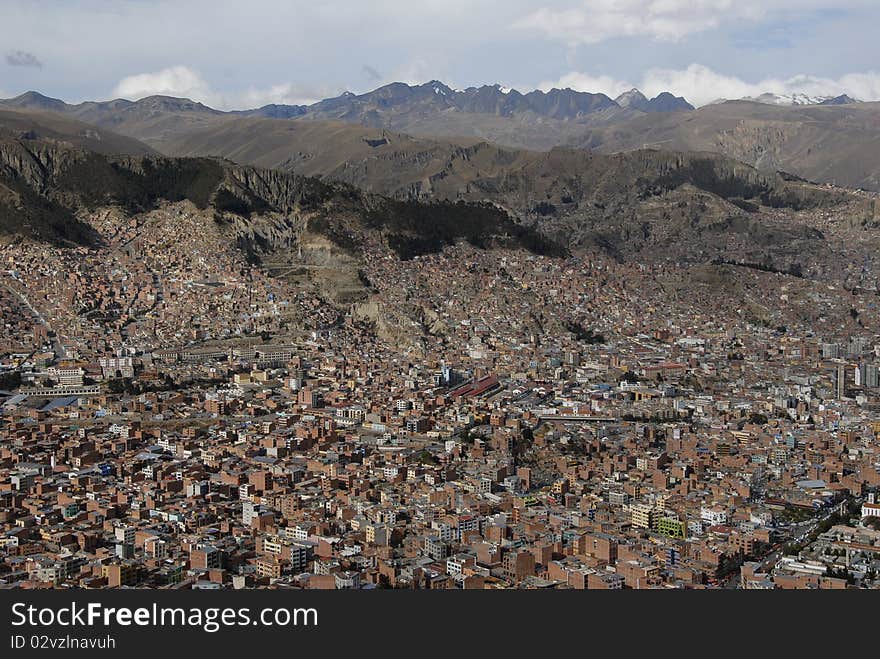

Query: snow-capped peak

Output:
[743, 92, 843, 106]
[615, 88, 649, 107]
[427, 80, 450, 96]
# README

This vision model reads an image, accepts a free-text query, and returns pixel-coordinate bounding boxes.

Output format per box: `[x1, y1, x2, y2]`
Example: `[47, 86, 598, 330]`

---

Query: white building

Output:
[700, 506, 728, 525]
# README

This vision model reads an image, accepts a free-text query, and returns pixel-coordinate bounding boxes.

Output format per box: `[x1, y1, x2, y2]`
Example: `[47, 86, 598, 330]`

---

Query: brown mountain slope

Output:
[4, 128, 880, 296]
[0, 107, 156, 156]
[149, 114, 880, 281]
[575, 100, 880, 191]
[138, 97, 880, 193]
[161, 117, 484, 189]
[0, 134, 562, 262]
[298, 102, 639, 151]
[0, 92, 229, 150]
[154, 114, 840, 213]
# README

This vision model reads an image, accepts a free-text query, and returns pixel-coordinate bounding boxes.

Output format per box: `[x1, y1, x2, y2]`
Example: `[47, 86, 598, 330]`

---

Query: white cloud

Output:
[639, 65, 763, 105]
[643, 65, 880, 106]
[113, 66, 217, 104]
[237, 83, 336, 109]
[539, 72, 636, 99]
[541, 64, 880, 107]
[112, 66, 336, 109]
[377, 58, 452, 88]
[514, 1, 859, 46]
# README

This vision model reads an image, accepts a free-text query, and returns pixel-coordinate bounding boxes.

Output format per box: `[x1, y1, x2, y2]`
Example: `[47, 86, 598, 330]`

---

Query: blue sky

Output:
[2, 0, 880, 108]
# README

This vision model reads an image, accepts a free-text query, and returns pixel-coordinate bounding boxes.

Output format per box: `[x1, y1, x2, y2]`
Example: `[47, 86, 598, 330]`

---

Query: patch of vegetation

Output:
[563, 320, 605, 344]
[728, 198, 759, 213]
[0, 175, 100, 246]
[54, 153, 226, 213]
[0, 370, 22, 390]
[531, 201, 557, 216]
[214, 188, 255, 216]
[362, 198, 566, 260]
[826, 566, 856, 584]
[647, 157, 771, 201]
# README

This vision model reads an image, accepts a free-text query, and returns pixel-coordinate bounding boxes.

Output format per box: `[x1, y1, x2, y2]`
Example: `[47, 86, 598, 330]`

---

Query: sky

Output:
[2, 0, 880, 109]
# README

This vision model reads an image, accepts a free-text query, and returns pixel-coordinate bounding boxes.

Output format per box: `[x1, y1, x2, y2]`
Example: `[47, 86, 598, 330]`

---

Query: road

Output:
[726, 504, 853, 587]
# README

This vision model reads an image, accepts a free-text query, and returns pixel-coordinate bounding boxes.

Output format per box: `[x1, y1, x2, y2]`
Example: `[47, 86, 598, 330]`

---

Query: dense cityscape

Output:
[3, 197, 880, 590]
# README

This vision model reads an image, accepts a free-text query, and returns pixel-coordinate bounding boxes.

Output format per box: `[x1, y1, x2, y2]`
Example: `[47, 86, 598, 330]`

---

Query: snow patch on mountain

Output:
[742, 92, 859, 106]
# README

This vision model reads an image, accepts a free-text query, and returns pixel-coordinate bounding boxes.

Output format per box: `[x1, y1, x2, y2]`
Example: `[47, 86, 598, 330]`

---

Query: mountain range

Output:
[614, 89, 693, 112]
[1, 80, 879, 258]
[0, 82, 693, 135]
[0, 82, 690, 153]
[1, 80, 877, 192]
[2, 100, 877, 282]
[237, 81, 694, 120]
